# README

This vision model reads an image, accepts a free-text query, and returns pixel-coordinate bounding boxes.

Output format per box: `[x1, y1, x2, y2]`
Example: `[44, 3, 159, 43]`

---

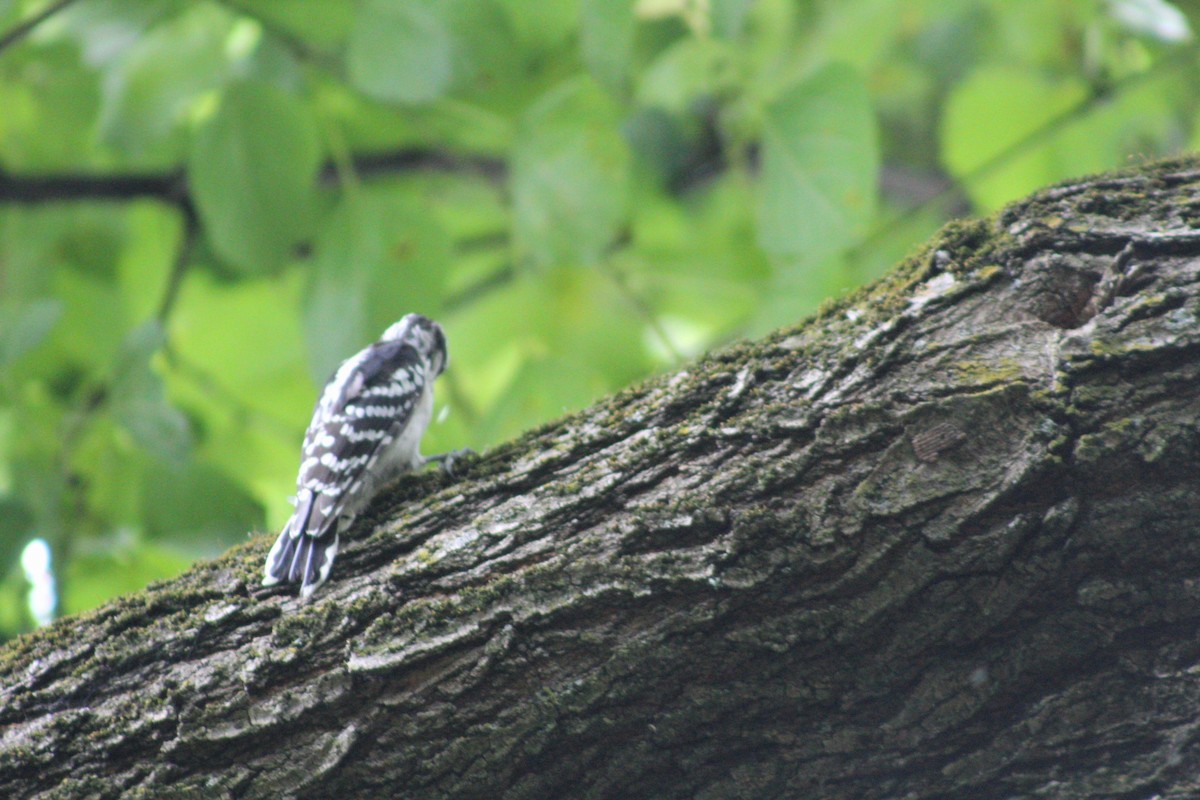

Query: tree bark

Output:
[5, 158, 1200, 799]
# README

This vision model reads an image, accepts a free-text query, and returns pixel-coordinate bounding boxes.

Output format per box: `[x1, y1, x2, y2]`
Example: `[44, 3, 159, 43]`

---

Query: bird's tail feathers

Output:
[262, 493, 339, 598]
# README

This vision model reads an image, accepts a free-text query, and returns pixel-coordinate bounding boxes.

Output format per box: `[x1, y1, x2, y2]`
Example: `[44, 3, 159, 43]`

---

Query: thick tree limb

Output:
[4, 158, 1200, 798]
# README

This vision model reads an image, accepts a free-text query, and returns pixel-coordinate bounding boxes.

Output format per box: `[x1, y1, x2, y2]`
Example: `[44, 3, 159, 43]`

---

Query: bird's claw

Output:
[427, 448, 475, 477]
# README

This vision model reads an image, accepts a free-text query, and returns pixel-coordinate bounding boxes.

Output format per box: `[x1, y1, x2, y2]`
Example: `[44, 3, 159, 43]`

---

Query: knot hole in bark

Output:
[1017, 253, 1117, 329]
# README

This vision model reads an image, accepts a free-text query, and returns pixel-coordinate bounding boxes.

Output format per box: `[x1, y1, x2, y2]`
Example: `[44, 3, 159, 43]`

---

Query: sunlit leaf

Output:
[61, 542, 192, 614]
[941, 66, 1089, 210]
[756, 62, 879, 261]
[189, 80, 320, 272]
[168, 268, 315, 424]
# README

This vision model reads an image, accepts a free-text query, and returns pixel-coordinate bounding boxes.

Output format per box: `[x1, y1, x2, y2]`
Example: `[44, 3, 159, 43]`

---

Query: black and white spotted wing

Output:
[263, 338, 428, 597]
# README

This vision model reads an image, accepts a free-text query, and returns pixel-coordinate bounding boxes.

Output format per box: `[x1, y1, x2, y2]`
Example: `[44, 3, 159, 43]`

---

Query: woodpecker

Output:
[262, 313, 462, 598]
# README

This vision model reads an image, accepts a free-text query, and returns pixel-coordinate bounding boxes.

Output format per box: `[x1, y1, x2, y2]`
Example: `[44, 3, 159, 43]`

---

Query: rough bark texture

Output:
[4, 158, 1200, 799]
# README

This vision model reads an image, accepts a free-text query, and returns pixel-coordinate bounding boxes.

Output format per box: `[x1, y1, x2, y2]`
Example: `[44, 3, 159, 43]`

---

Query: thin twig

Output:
[855, 43, 1199, 256]
[0, 0, 80, 56]
[600, 255, 683, 363]
[156, 203, 199, 325]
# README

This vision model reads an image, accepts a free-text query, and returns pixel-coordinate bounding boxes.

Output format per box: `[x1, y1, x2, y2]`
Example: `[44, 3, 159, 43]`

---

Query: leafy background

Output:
[0, 0, 1197, 638]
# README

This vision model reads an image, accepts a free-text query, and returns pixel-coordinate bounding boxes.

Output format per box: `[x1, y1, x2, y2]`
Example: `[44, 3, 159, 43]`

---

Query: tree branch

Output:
[0, 150, 506, 206]
[0, 168, 186, 205]
[3, 156, 1200, 799]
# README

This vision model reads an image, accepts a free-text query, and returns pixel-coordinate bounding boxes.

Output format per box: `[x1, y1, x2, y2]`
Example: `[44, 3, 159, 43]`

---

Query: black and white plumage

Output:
[263, 313, 450, 598]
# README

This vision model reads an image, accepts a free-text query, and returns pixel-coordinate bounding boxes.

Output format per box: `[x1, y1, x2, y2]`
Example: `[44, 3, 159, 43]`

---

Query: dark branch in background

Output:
[0, 0, 80, 55]
[0, 150, 507, 207]
[0, 168, 187, 205]
[345, 150, 506, 184]
[0, 0, 1191, 232]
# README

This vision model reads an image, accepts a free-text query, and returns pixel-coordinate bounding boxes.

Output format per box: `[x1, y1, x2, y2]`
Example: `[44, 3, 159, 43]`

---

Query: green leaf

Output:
[710, 0, 753, 38]
[756, 62, 879, 261]
[438, 1, 524, 109]
[636, 37, 730, 115]
[0, 299, 62, 368]
[449, 266, 654, 446]
[59, 0, 189, 64]
[188, 80, 320, 272]
[306, 186, 450, 381]
[96, 4, 235, 164]
[581, 0, 636, 92]
[0, 496, 34, 586]
[110, 321, 191, 464]
[231, 0, 355, 48]
[512, 79, 631, 268]
[347, 0, 453, 104]
[167, 268, 314, 424]
[116, 203, 182, 322]
[747, 252, 853, 337]
[496, 0, 576, 48]
[940, 66, 1089, 210]
[625, 176, 769, 342]
[192, 411, 300, 532]
[476, 356, 610, 447]
[49, 267, 126, 368]
[62, 542, 192, 615]
[0, 42, 101, 169]
[141, 457, 263, 554]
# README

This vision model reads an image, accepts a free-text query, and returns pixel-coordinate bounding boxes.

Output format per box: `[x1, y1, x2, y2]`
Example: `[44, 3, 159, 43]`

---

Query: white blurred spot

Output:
[1107, 0, 1192, 42]
[20, 538, 56, 627]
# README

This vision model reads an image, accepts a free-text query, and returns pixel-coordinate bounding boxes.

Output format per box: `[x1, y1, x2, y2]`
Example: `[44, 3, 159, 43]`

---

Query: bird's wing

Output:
[292, 339, 428, 538]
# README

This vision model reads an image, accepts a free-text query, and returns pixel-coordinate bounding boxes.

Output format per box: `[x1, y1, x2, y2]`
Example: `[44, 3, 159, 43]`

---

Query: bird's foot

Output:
[426, 448, 476, 477]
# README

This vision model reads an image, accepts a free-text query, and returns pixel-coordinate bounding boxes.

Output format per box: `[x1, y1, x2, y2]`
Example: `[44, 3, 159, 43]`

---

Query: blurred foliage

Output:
[0, 0, 1197, 637]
